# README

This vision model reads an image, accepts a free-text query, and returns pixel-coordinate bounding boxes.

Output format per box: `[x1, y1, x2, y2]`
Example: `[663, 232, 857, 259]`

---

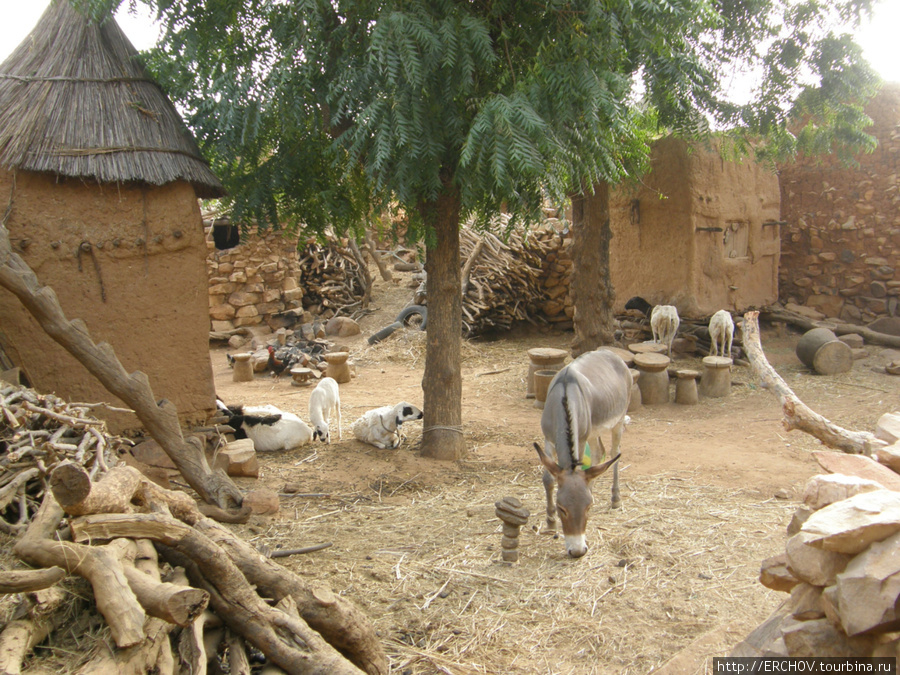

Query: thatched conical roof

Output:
[0, 0, 224, 198]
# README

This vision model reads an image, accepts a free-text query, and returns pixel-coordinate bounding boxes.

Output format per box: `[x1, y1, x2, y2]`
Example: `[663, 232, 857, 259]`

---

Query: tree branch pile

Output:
[458, 226, 562, 337]
[0, 456, 388, 675]
[298, 237, 370, 318]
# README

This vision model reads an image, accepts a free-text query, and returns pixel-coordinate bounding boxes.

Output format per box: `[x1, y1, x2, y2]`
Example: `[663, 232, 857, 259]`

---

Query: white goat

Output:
[218, 401, 312, 452]
[308, 377, 341, 443]
[650, 304, 680, 356]
[709, 309, 735, 358]
[352, 402, 423, 449]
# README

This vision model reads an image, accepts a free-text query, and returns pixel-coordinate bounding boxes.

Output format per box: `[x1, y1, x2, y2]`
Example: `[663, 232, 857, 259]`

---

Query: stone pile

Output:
[779, 84, 900, 324]
[735, 412, 900, 658]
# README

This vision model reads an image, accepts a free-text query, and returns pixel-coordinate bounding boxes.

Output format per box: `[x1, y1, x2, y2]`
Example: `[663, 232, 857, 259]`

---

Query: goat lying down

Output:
[352, 402, 423, 449]
[217, 401, 313, 452]
[534, 349, 631, 558]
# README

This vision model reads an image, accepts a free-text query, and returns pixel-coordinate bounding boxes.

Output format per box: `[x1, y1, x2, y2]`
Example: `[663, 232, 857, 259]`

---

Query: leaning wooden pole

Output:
[0, 217, 242, 508]
[742, 311, 887, 455]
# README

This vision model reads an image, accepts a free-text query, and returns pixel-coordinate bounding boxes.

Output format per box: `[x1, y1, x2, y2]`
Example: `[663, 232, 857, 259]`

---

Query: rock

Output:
[875, 443, 900, 473]
[787, 507, 813, 536]
[789, 583, 825, 621]
[838, 333, 865, 349]
[802, 473, 885, 511]
[325, 316, 361, 337]
[242, 489, 280, 515]
[875, 412, 900, 445]
[867, 317, 900, 337]
[801, 490, 900, 555]
[812, 451, 900, 492]
[774, 488, 791, 500]
[131, 439, 177, 470]
[835, 530, 900, 635]
[819, 585, 841, 627]
[760, 553, 801, 593]
[215, 439, 259, 478]
[785, 531, 852, 586]
[781, 618, 874, 657]
[785, 303, 826, 320]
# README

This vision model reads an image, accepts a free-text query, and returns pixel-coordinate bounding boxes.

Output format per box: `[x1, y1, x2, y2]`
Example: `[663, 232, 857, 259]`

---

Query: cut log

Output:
[0, 586, 67, 675]
[796, 327, 853, 375]
[742, 311, 886, 455]
[51, 464, 141, 517]
[47, 461, 92, 508]
[0, 222, 242, 509]
[0, 566, 66, 594]
[760, 307, 900, 349]
[14, 493, 146, 648]
[71, 513, 368, 675]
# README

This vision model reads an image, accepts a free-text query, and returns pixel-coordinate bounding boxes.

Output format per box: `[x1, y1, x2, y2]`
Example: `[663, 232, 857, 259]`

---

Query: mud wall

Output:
[0, 170, 215, 432]
[608, 136, 781, 317]
[779, 84, 900, 322]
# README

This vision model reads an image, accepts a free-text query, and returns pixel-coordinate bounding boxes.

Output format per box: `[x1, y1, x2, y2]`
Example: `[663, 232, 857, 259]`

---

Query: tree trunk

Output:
[0, 220, 242, 509]
[419, 185, 466, 460]
[571, 182, 616, 357]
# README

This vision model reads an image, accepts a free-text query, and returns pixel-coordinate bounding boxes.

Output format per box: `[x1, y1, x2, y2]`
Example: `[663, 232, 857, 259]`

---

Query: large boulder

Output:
[801, 490, 900, 555]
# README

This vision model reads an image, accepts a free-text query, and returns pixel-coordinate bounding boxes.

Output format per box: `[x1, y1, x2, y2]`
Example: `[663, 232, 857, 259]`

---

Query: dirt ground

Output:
[213, 271, 900, 675]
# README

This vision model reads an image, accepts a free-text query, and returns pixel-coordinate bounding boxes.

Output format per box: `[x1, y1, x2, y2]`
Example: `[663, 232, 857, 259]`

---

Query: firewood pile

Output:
[0, 383, 386, 675]
[740, 421, 900, 658]
[298, 238, 369, 318]
[458, 225, 564, 337]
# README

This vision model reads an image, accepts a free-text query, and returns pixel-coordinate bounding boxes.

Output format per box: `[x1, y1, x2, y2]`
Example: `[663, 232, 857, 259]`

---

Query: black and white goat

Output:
[217, 401, 312, 452]
[352, 402, 423, 449]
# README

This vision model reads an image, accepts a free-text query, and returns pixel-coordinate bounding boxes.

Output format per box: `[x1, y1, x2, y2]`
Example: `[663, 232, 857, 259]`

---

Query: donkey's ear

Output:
[534, 442, 562, 477]
[583, 454, 619, 482]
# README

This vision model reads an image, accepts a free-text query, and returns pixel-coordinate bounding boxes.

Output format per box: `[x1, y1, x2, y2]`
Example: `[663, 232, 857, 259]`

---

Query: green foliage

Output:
[79, 0, 882, 237]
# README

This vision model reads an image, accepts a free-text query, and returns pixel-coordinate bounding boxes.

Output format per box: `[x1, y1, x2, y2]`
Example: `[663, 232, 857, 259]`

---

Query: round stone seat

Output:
[232, 352, 254, 383]
[599, 346, 634, 367]
[674, 369, 700, 405]
[323, 351, 351, 384]
[290, 367, 314, 387]
[628, 342, 669, 356]
[700, 356, 732, 398]
[526, 348, 568, 398]
[634, 352, 670, 405]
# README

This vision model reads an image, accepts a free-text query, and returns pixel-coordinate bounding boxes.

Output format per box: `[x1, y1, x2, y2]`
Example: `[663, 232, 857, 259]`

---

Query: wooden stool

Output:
[533, 370, 557, 409]
[232, 353, 254, 382]
[675, 369, 700, 405]
[526, 348, 568, 399]
[628, 341, 669, 356]
[700, 356, 732, 398]
[599, 346, 635, 368]
[290, 367, 314, 387]
[323, 352, 352, 384]
[628, 369, 642, 412]
[634, 353, 670, 405]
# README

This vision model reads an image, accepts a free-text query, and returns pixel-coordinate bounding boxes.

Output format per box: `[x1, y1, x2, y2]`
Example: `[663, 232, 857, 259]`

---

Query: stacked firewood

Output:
[0, 384, 386, 675]
[298, 238, 370, 317]
[459, 225, 563, 337]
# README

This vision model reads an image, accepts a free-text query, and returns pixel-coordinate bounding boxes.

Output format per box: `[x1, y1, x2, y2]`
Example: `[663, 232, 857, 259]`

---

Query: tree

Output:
[84, 0, 880, 458]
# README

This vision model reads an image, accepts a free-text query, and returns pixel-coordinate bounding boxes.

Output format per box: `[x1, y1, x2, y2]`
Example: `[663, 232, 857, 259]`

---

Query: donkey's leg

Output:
[541, 468, 557, 532]
[610, 420, 624, 509]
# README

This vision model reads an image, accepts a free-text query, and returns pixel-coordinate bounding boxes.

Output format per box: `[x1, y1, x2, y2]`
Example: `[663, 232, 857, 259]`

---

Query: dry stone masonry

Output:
[779, 84, 900, 323]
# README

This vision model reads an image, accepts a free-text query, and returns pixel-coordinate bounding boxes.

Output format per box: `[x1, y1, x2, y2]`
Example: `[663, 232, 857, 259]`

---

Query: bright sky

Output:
[0, 0, 898, 82]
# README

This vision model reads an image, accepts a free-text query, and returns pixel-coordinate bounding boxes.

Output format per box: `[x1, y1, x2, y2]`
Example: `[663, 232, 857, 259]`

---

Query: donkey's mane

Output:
[562, 388, 576, 468]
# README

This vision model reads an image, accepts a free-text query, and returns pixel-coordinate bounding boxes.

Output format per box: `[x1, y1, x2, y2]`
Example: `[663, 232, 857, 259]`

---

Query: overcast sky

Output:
[1, 1, 898, 84]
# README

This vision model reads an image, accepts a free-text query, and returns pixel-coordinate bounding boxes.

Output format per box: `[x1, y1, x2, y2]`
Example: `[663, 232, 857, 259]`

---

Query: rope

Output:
[422, 425, 464, 435]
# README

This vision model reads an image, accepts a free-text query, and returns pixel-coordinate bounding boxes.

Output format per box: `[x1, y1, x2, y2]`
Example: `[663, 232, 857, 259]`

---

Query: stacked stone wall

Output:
[779, 85, 900, 322]
[206, 223, 305, 332]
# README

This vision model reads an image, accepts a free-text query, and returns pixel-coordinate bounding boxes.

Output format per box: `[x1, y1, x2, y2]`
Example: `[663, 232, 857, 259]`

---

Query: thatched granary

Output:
[0, 0, 225, 432]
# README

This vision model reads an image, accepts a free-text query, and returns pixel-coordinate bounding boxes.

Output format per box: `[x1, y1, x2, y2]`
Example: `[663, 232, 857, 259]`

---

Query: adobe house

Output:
[609, 136, 782, 317]
[0, 1, 225, 432]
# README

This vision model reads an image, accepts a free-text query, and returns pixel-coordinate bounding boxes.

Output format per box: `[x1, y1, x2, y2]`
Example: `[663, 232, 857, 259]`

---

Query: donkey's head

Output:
[534, 442, 619, 558]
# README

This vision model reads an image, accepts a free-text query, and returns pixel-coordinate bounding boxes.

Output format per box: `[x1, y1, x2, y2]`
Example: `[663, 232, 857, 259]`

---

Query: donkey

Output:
[534, 349, 632, 558]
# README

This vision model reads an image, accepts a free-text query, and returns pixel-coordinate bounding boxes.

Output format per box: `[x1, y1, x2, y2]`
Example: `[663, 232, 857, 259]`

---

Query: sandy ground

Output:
[208, 271, 900, 674]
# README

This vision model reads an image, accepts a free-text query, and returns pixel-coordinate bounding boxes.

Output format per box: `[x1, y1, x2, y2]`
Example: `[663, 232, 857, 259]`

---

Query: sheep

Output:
[708, 309, 735, 358]
[352, 402, 423, 449]
[308, 377, 341, 443]
[650, 304, 680, 356]
[217, 401, 312, 452]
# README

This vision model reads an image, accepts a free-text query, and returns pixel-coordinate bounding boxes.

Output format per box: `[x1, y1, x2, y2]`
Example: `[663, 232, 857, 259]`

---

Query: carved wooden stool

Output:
[674, 369, 700, 405]
[232, 353, 254, 383]
[290, 367, 314, 387]
[526, 348, 568, 399]
[495, 497, 530, 563]
[634, 352, 670, 405]
[533, 370, 557, 410]
[700, 356, 732, 398]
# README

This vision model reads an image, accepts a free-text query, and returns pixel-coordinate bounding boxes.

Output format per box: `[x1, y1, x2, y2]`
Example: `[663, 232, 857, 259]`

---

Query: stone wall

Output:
[779, 84, 900, 322]
[206, 221, 306, 332]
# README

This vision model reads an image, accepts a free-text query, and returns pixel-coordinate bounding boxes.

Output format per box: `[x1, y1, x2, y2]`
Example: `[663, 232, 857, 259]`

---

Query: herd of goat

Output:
[218, 297, 736, 558]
